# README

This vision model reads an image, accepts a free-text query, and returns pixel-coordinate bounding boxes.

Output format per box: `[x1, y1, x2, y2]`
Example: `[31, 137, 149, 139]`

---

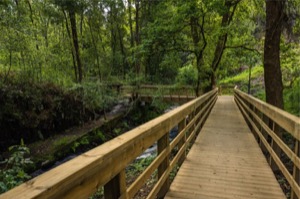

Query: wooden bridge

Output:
[1, 88, 300, 199]
[121, 84, 196, 103]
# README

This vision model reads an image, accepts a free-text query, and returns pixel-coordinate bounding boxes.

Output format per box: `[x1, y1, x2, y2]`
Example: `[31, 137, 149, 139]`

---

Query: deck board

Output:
[165, 96, 286, 199]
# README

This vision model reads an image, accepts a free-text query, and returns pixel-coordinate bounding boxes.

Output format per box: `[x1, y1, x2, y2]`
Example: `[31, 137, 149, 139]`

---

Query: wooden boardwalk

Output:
[165, 96, 286, 199]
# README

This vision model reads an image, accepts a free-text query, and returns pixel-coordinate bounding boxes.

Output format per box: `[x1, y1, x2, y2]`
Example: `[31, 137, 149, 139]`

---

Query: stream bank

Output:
[29, 101, 129, 176]
[28, 99, 173, 177]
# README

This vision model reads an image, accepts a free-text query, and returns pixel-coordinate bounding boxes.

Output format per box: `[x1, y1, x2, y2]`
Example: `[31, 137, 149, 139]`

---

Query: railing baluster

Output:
[104, 170, 127, 199]
[260, 114, 269, 154]
[157, 132, 170, 198]
[269, 121, 282, 171]
[292, 140, 300, 199]
[178, 119, 187, 166]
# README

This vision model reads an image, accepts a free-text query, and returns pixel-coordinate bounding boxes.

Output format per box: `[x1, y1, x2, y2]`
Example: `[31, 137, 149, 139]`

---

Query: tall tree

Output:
[264, 0, 286, 172]
[69, 7, 83, 82]
[134, 0, 141, 76]
[209, 0, 240, 88]
[189, 4, 207, 96]
[264, 0, 285, 109]
[54, 0, 84, 83]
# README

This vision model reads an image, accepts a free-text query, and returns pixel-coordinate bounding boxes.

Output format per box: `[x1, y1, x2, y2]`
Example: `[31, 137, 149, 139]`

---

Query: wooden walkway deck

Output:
[165, 96, 286, 199]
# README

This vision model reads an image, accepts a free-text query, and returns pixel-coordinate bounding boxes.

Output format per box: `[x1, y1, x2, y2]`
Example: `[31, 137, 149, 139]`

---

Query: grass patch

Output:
[220, 66, 264, 85]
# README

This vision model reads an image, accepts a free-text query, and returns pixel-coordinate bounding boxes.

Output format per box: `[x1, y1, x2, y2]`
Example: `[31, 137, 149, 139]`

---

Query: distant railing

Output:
[218, 84, 235, 95]
[0, 89, 218, 199]
[122, 85, 195, 97]
[234, 88, 300, 199]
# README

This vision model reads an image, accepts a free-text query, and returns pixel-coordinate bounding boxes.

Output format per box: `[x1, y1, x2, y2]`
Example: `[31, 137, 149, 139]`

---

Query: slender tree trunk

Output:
[80, 12, 84, 36]
[87, 18, 102, 81]
[69, 9, 83, 83]
[110, 8, 117, 73]
[190, 15, 207, 96]
[134, 0, 141, 75]
[63, 9, 77, 82]
[117, 24, 127, 79]
[128, 0, 134, 48]
[210, 0, 239, 88]
[4, 50, 12, 83]
[26, 0, 44, 81]
[26, 0, 39, 51]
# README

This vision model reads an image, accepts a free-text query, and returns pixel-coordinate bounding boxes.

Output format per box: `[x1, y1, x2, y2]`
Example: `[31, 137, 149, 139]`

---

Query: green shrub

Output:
[0, 140, 32, 194]
[284, 79, 300, 116]
[176, 64, 197, 86]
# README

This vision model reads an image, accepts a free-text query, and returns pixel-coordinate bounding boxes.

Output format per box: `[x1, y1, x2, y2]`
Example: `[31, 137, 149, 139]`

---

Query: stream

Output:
[31, 104, 179, 177]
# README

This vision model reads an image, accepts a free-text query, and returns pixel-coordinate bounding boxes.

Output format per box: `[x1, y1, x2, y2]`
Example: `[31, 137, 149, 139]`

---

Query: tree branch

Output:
[225, 45, 261, 55]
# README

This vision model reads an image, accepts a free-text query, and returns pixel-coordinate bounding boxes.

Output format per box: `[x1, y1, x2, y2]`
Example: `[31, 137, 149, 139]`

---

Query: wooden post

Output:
[157, 132, 170, 198]
[178, 119, 186, 166]
[199, 103, 204, 129]
[188, 110, 195, 142]
[269, 121, 282, 171]
[104, 170, 127, 199]
[291, 140, 300, 199]
[251, 107, 259, 141]
[247, 101, 254, 131]
[260, 114, 269, 154]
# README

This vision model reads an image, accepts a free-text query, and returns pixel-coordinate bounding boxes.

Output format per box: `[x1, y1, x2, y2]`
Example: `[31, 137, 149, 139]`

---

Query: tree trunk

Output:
[210, 0, 239, 89]
[190, 15, 207, 96]
[117, 24, 127, 79]
[264, 0, 285, 172]
[69, 9, 83, 83]
[134, 0, 141, 75]
[4, 50, 12, 83]
[264, 0, 284, 109]
[87, 18, 102, 81]
[128, 0, 134, 48]
[110, 8, 117, 73]
[63, 9, 78, 82]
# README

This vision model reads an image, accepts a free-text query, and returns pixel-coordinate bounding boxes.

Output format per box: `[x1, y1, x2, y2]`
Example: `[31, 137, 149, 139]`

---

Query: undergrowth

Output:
[0, 140, 32, 194]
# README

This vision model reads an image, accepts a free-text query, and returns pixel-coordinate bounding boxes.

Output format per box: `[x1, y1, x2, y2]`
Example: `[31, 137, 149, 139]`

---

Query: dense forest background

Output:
[0, 0, 298, 86]
[0, 0, 299, 147]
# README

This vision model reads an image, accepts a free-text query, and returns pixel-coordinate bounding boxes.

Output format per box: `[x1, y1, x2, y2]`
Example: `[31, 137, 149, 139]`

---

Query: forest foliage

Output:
[0, 0, 299, 145]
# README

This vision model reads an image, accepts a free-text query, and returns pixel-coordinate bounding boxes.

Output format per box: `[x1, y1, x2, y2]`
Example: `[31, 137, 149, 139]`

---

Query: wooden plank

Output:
[166, 96, 285, 199]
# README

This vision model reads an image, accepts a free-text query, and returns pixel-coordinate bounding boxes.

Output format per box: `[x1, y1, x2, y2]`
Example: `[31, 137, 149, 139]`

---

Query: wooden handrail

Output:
[0, 89, 218, 199]
[234, 88, 300, 199]
[121, 85, 196, 97]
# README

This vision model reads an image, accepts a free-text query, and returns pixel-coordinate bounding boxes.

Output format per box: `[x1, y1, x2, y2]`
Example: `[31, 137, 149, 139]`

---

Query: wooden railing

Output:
[218, 84, 235, 95]
[0, 89, 218, 199]
[122, 85, 195, 97]
[234, 88, 300, 199]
